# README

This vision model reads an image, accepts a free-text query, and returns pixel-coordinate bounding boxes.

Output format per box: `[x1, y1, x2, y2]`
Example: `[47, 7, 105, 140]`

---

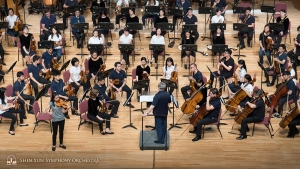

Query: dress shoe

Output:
[126, 103, 134, 108]
[192, 135, 201, 142]
[287, 133, 295, 138]
[2, 62, 6, 65]
[261, 80, 269, 83]
[64, 114, 70, 119]
[72, 111, 80, 116]
[247, 43, 250, 47]
[113, 114, 119, 118]
[189, 130, 197, 134]
[295, 130, 300, 134]
[44, 94, 50, 97]
[267, 83, 274, 87]
[23, 115, 27, 119]
[52, 146, 56, 151]
[229, 113, 237, 117]
[28, 109, 34, 114]
[59, 145, 66, 149]
[240, 45, 245, 49]
[236, 135, 247, 140]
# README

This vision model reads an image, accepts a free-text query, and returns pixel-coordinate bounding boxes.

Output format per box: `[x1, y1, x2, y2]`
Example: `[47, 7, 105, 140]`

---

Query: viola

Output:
[66, 83, 74, 97]
[55, 99, 71, 109]
[52, 58, 59, 70]
[274, 53, 281, 74]
[112, 79, 120, 85]
[266, 38, 273, 50]
[100, 95, 106, 113]
[142, 71, 149, 80]
[99, 64, 106, 74]
[219, 57, 226, 71]
[0, 60, 3, 71]
[29, 36, 36, 51]
[109, 86, 116, 100]
[45, 64, 52, 80]
[170, 64, 178, 83]
[24, 76, 33, 96]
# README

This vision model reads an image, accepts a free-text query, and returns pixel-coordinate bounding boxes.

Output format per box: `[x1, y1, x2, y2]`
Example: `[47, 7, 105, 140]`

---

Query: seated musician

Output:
[6, 8, 19, 47]
[171, 0, 191, 32]
[238, 7, 255, 49]
[94, 75, 120, 118]
[209, 49, 234, 93]
[114, 0, 130, 31]
[87, 88, 114, 135]
[181, 63, 203, 100]
[69, 57, 89, 95]
[118, 8, 139, 37]
[211, 27, 225, 56]
[286, 98, 300, 138]
[119, 28, 133, 69]
[91, 0, 105, 27]
[109, 62, 134, 108]
[210, 8, 224, 36]
[259, 24, 275, 65]
[142, 0, 159, 31]
[51, 69, 80, 119]
[20, 26, 36, 66]
[189, 88, 221, 142]
[151, 9, 168, 37]
[97, 10, 111, 35]
[13, 71, 35, 115]
[181, 8, 199, 41]
[42, 47, 57, 70]
[181, 30, 195, 69]
[287, 60, 296, 85]
[211, 0, 228, 16]
[236, 89, 265, 140]
[275, 9, 289, 45]
[150, 28, 165, 69]
[224, 59, 247, 99]
[272, 71, 296, 118]
[162, 57, 177, 95]
[41, 8, 57, 40]
[87, 51, 104, 83]
[70, 9, 86, 49]
[262, 44, 287, 87]
[63, 0, 79, 29]
[48, 27, 63, 61]
[88, 30, 105, 55]
[133, 57, 151, 94]
[28, 55, 51, 98]
[287, 26, 300, 63]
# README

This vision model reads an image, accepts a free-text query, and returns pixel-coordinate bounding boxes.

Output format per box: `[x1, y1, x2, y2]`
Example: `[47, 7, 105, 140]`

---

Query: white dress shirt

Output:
[150, 35, 165, 45]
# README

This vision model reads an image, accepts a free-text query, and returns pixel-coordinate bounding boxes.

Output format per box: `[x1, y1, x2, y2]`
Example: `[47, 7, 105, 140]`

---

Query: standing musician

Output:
[171, 0, 191, 32]
[87, 88, 114, 135]
[182, 8, 199, 42]
[119, 28, 133, 69]
[96, 10, 111, 36]
[48, 27, 63, 61]
[51, 69, 80, 119]
[45, 92, 68, 151]
[20, 26, 36, 66]
[150, 28, 165, 69]
[189, 88, 221, 142]
[118, 8, 139, 37]
[142, 82, 171, 144]
[28, 55, 51, 98]
[238, 7, 255, 49]
[236, 89, 265, 140]
[0, 87, 28, 136]
[272, 71, 296, 118]
[63, 0, 79, 29]
[41, 8, 57, 41]
[70, 9, 85, 49]
[87, 51, 104, 83]
[208, 49, 234, 93]
[133, 57, 151, 94]
[287, 26, 300, 63]
[162, 57, 177, 95]
[88, 30, 105, 55]
[69, 57, 89, 95]
[181, 63, 203, 100]
[262, 44, 287, 87]
[42, 47, 57, 70]
[286, 98, 300, 138]
[181, 30, 195, 69]
[109, 62, 134, 108]
[259, 24, 275, 65]
[13, 71, 35, 115]
[211, 0, 228, 16]
[151, 9, 168, 37]
[142, 0, 159, 31]
[114, 0, 130, 31]
[91, 0, 105, 27]
[94, 75, 120, 118]
[6, 8, 19, 47]
[275, 9, 289, 45]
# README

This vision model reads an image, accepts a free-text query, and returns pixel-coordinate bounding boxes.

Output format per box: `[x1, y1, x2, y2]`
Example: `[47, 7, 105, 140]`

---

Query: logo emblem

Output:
[7, 155, 17, 165]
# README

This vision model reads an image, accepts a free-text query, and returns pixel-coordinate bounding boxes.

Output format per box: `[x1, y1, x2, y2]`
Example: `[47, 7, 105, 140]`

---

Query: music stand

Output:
[269, 23, 284, 43]
[79, 88, 91, 103]
[0, 22, 8, 29]
[182, 24, 198, 35]
[73, 23, 89, 58]
[38, 41, 54, 49]
[59, 59, 71, 72]
[122, 92, 137, 130]
[88, 44, 105, 58]
[92, 7, 108, 16]
[211, 44, 228, 67]
[232, 23, 248, 60]
[49, 23, 65, 34]
[145, 6, 160, 15]
[127, 23, 143, 42]
[261, 5, 275, 24]
[133, 80, 150, 112]
[149, 44, 165, 79]
[199, 7, 212, 41]
[167, 8, 182, 43]
[118, 44, 135, 72]
[97, 22, 114, 51]
[181, 44, 198, 78]
[206, 65, 219, 88]
[35, 84, 51, 110]
[101, 68, 114, 84]
[232, 6, 247, 22]
[121, 8, 135, 16]
[66, 5, 84, 15]
[157, 23, 174, 43]
[257, 61, 269, 90]
[5, 61, 17, 84]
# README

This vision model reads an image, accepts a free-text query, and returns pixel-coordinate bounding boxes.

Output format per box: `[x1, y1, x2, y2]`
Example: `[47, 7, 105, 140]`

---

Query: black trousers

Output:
[30, 77, 51, 98]
[172, 14, 183, 28]
[155, 116, 167, 143]
[87, 112, 111, 132]
[209, 71, 232, 92]
[287, 49, 300, 63]
[121, 50, 132, 65]
[0, 108, 25, 131]
[70, 80, 89, 95]
[52, 120, 65, 146]
[115, 84, 132, 102]
[68, 96, 78, 110]
[264, 67, 282, 84]
[107, 98, 120, 116]
[0, 43, 4, 61]
[72, 31, 85, 45]
[92, 15, 99, 26]
[152, 50, 164, 63]
[181, 85, 192, 100]
[165, 87, 174, 95]
[0, 70, 4, 83]
[63, 13, 71, 27]
[18, 94, 35, 111]
[115, 14, 126, 25]
[238, 29, 254, 46]
[196, 116, 217, 137]
[288, 115, 300, 134]
[278, 95, 293, 115]
[274, 30, 288, 45]
[240, 115, 263, 135]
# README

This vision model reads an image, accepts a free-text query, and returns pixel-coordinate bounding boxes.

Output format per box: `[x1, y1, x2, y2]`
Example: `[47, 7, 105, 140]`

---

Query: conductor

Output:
[143, 82, 171, 144]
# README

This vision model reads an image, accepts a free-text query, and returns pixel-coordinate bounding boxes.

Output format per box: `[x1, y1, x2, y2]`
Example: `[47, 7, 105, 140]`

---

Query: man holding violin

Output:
[181, 63, 203, 100]
[109, 62, 134, 108]
[236, 89, 265, 140]
[94, 75, 120, 118]
[42, 47, 57, 70]
[262, 44, 287, 87]
[51, 69, 80, 119]
[189, 88, 221, 142]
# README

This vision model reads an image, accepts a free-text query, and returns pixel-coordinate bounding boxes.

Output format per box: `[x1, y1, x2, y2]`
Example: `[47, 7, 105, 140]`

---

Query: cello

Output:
[265, 78, 292, 108]
[279, 106, 300, 129]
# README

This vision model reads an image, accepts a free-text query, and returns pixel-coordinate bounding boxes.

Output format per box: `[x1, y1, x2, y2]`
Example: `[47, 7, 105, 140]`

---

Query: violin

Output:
[274, 53, 281, 74]
[142, 65, 149, 80]
[112, 79, 120, 85]
[109, 86, 116, 100]
[45, 64, 52, 80]
[242, 14, 250, 24]
[80, 64, 88, 83]
[99, 64, 106, 74]
[219, 57, 226, 71]
[99, 95, 106, 113]
[52, 58, 59, 70]
[29, 36, 36, 52]
[13, 94, 20, 110]
[55, 99, 71, 109]
[170, 64, 178, 83]
[24, 76, 33, 96]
